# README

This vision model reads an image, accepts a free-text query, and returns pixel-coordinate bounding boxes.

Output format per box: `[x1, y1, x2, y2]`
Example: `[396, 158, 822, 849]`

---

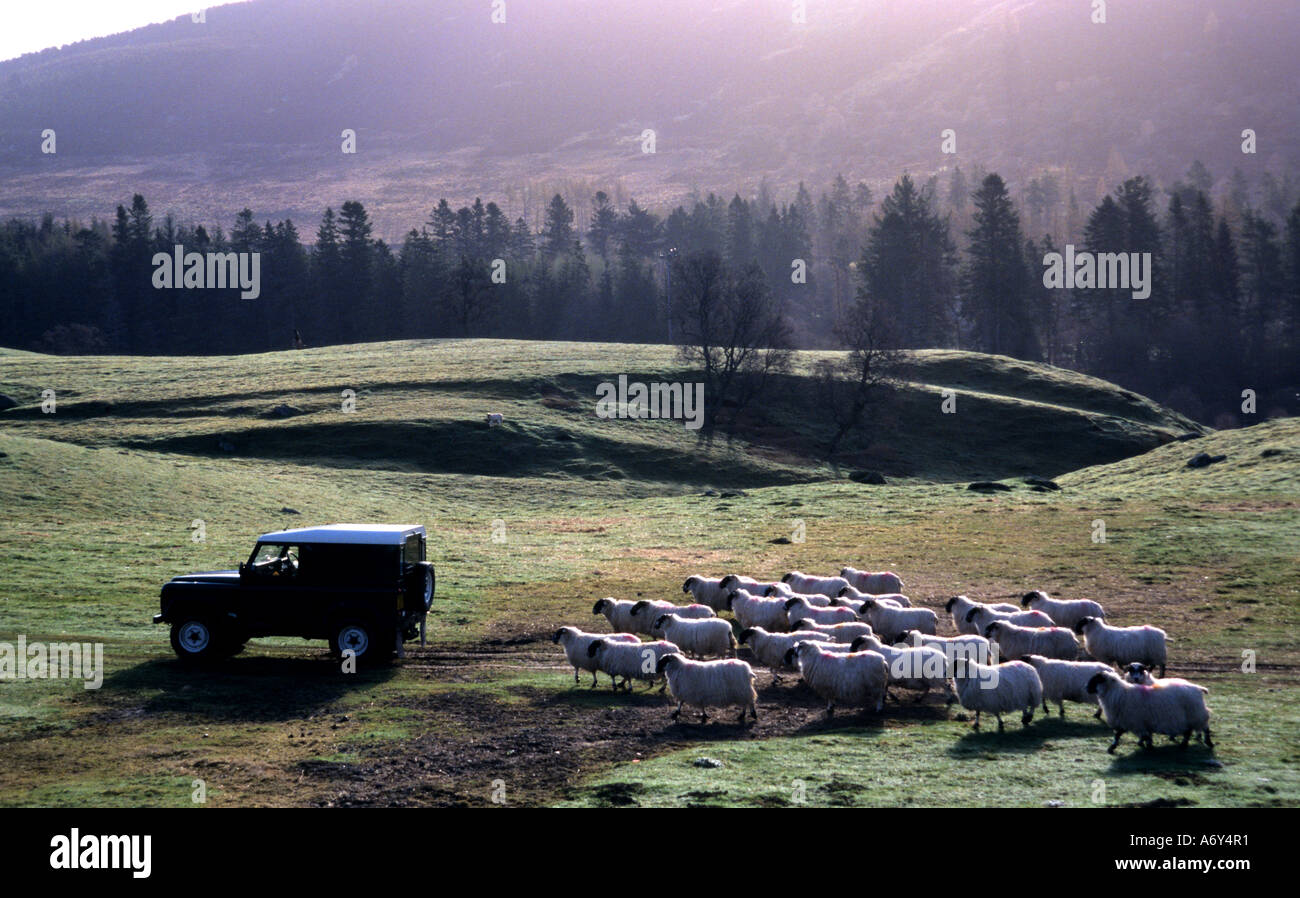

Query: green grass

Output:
[0, 339, 1295, 807]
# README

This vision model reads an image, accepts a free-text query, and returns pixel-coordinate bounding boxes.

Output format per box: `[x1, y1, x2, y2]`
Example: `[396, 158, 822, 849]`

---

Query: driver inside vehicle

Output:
[249, 544, 298, 577]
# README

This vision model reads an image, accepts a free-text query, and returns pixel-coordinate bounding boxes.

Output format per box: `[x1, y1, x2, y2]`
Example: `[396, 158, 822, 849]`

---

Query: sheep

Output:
[781, 571, 852, 597]
[651, 613, 736, 659]
[719, 574, 782, 595]
[944, 595, 1021, 635]
[1086, 670, 1212, 752]
[950, 658, 1044, 730]
[785, 596, 859, 628]
[1073, 617, 1167, 676]
[895, 630, 994, 666]
[841, 566, 904, 595]
[552, 627, 640, 687]
[1119, 664, 1211, 742]
[1022, 654, 1113, 718]
[837, 584, 912, 607]
[1021, 590, 1105, 630]
[964, 605, 1055, 635]
[764, 584, 831, 606]
[727, 589, 791, 632]
[655, 653, 758, 724]
[984, 620, 1079, 661]
[485, 412, 504, 426]
[738, 627, 834, 683]
[849, 634, 953, 703]
[629, 599, 715, 635]
[793, 619, 876, 644]
[682, 575, 732, 612]
[858, 599, 938, 643]
[785, 641, 890, 717]
[592, 597, 642, 634]
[587, 637, 680, 692]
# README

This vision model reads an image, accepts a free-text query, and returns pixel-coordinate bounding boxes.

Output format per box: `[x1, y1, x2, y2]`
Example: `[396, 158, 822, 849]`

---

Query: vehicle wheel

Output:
[406, 562, 435, 613]
[330, 621, 393, 665]
[170, 619, 224, 665]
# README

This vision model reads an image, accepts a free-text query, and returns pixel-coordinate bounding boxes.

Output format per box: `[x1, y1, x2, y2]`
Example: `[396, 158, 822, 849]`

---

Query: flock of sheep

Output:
[551, 567, 1214, 754]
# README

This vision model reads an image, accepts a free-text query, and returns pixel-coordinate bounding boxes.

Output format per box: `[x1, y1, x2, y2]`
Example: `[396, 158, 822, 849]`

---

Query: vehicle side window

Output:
[403, 533, 424, 566]
[298, 544, 397, 587]
[249, 544, 299, 578]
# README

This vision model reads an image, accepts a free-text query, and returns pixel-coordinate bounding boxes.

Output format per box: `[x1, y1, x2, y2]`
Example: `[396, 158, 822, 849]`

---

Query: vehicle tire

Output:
[405, 562, 435, 613]
[170, 619, 225, 666]
[330, 620, 393, 666]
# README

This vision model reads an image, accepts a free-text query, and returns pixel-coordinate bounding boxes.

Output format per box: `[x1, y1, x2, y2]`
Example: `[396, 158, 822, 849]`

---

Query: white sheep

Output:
[1022, 654, 1113, 718]
[849, 634, 953, 703]
[629, 599, 714, 635]
[964, 605, 1055, 635]
[655, 653, 758, 725]
[485, 412, 504, 426]
[793, 619, 876, 643]
[727, 589, 790, 632]
[1119, 664, 1211, 742]
[858, 599, 938, 643]
[551, 627, 640, 687]
[738, 627, 834, 683]
[786, 641, 890, 717]
[841, 566, 904, 595]
[837, 584, 912, 607]
[587, 637, 680, 692]
[1073, 617, 1167, 675]
[682, 575, 732, 612]
[651, 613, 736, 659]
[895, 630, 994, 666]
[1086, 670, 1212, 752]
[950, 658, 1044, 730]
[1021, 590, 1106, 630]
[785, 596, 859, 628]
[592, 597, 641, 634]
[984, 620, 1079, 661]
[944, 595, 1021, 635]
[719, 574, 782, 595]
[764, 584, 831, 606]
[781, 570, 852, 597]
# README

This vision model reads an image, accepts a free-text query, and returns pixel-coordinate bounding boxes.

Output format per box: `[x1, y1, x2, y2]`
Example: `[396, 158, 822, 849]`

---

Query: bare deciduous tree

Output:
[671, 251, 791, 433]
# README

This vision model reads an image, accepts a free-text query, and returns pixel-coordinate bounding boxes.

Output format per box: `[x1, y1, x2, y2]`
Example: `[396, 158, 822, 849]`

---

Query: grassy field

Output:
[0, 339, 1295, 807]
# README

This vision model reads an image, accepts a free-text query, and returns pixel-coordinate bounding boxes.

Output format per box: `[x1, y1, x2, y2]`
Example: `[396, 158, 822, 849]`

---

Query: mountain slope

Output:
[0, 0, 1295, 232]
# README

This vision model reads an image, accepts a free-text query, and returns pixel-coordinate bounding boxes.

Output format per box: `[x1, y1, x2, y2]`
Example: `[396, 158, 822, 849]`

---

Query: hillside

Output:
[0, 340, 1203, 486]
[1, 0, 1295, 232]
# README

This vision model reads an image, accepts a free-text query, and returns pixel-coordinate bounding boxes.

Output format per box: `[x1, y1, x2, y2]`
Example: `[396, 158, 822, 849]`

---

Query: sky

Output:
[0, 0, 253, 62]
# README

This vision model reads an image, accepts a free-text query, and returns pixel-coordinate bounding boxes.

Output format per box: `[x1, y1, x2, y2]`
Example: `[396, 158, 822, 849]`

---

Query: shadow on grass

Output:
[98, 655, 397, 722]
[1102, 739, 1218, 777]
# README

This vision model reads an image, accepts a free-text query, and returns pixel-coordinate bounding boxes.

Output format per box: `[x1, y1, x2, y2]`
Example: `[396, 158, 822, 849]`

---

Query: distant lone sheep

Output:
[485, 413, 504, 426]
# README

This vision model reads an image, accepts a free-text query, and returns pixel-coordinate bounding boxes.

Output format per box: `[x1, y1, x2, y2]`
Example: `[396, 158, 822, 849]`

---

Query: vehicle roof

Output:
[256, 524, 425, 545]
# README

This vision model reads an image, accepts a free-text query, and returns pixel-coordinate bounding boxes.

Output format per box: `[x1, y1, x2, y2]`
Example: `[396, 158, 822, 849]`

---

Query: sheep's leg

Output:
[671, 702, 682, 720]
[699, 710, 709, 723]
[590, 671, 598, 688]
[1093, 706, 1102, 719]
[1022, 707, 1034, 727]
[913, 684, 928, 704]
[1043, 699, 1050, 715]
[1108, 729, 1124, 753]
[825, 702, 835, 718]
[1058, 701, 1066, 718]
[573, 668, 580, 685]
[1180, 730, 1192, 748]
[749, 703, 758, 720]
[1204, 728, 1214, 748]
[972, 711, 981, 730]
[996, 713, 1005, 732]
[736, 707, 746, 725]
[1158, 664, 1166, 677]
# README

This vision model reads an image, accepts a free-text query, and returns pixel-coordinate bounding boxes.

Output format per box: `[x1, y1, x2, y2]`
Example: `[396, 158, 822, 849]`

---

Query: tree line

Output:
[1, 163, 1297, 426]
